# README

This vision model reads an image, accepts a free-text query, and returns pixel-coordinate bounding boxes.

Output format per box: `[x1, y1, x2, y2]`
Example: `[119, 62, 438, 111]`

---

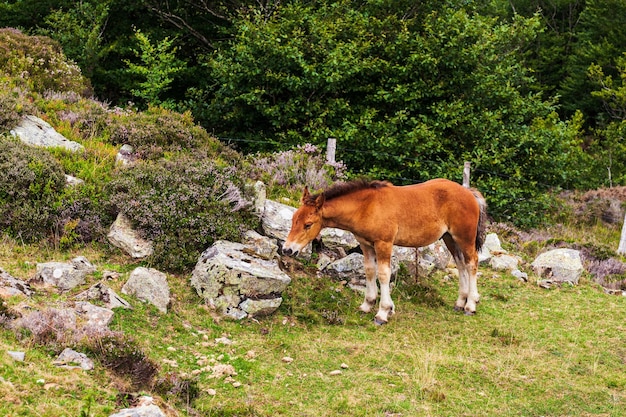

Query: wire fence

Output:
[217, 135, 560, 191]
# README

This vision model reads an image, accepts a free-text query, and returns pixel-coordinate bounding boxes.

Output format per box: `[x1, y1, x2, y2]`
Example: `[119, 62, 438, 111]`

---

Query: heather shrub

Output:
[248, 143, 347, 199]
[0, 79, 31, 132]
[107, 152, 259, 272]
[107, 106, 228, 160]
[0, 28, 89, 95]
[0, 135, 66, 242]
[38, 91, 111, 140]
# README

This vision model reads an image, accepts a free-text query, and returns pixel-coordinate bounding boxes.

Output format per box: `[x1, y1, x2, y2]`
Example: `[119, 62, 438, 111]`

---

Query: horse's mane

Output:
[305, 180, 391, 204]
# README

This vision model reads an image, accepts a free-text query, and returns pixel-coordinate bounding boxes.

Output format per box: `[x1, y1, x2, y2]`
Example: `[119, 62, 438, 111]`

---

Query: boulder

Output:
[489, 254, 520, 272]
[115, 144, 135, 166]
[479, 233, 506, 263]
[242, 230, 279, 260]
[109, 404, 166, 417]
[122, 267, 170, 313]
[531, 249, 583, 285]
[191, 240, 291, 319]
[10, 115, 84, 152]
[33, 257, 95, 291]
[107, 213, 154, 259]
[0, 268, 33, 297]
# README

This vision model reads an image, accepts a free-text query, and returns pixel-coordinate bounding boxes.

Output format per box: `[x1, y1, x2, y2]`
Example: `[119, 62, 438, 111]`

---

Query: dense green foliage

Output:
[1, 0, 626, 227]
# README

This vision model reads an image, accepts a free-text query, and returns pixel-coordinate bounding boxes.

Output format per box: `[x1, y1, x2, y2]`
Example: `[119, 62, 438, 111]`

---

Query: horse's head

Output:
[282, 187, 325, 257]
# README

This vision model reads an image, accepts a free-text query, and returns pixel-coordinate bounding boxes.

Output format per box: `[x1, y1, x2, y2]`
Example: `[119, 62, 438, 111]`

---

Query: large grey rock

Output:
[532, 249, 583, 285]
[0, 268, 32, 297]
[191, 240, 291, 319]
[34, 257, 95, 291]
[122, 267, 170, 313]
[107, 213, 154, 259]
[10, 115, 84, 152]
[240, 297, 284, 317]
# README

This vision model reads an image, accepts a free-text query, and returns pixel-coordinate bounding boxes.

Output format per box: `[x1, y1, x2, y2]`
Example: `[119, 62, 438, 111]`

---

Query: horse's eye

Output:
[304, 223, 313, 230]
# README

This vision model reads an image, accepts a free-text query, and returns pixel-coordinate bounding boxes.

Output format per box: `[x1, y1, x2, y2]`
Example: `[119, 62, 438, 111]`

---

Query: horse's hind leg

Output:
[442, 234, 470, 313]
[373, 241, 395, 325]
[359, 243, 378, 314]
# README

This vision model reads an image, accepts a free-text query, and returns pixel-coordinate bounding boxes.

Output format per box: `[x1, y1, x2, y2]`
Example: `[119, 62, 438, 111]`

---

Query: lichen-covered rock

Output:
[191, 240, 290, 319]
[122, 267, 170, 313]
[532, 249, 583, 285]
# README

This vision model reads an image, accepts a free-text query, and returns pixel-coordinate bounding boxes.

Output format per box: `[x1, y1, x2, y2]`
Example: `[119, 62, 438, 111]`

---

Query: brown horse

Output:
[282, 178, 487, 324]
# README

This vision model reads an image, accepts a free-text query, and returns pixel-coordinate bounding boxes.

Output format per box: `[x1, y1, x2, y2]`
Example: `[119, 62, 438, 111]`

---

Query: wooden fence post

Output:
[463, 161, 471, 188]
[326, 138, 336, 164]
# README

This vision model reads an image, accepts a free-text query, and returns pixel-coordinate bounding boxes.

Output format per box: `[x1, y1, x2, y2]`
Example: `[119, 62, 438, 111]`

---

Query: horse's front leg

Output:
[374, 242, 394, 325]
[359, 244, 378, 314]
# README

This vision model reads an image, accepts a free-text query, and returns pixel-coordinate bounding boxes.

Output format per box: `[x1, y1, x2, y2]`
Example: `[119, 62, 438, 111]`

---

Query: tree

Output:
[201, 0, 592, 226]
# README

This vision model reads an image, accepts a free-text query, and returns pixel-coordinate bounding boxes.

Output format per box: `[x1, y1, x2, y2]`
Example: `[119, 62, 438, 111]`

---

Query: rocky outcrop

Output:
[191, 240, 291, 320]
[10, 115, 84, 152]
[32, 256, 96, 292]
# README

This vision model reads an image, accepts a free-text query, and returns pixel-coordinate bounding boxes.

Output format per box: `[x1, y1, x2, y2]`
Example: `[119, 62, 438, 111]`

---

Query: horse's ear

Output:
[301, 186, 310, 204]
[314, 193, 325, 209]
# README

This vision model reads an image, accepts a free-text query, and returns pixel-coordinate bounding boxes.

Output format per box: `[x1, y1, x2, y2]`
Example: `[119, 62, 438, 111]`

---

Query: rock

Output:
[122, 267, 170, 313]
[320, 228, 359, 251]
[7, 351, 25, 361]
[479, 233, 506, 263]
[53, 348, 94, 370]
[108, 213, 154, 259]
[65, 174, 84, 186]
[531, 249, 583, 285]
[512, 269, 528, 282]
[33, 257, 94, 291]
[191, 241, 291, 319]
[248, 180, 266, 217]
[10, 115, 84, 152]
[242, 230, 279, 260]
[489, 254, 520, 271]
[329, 370, 342, 376]
[115, 144, 135, 165]
[74, 301, 114, 328]
[326, 253, 364, 283]
[108, 404, 166, 417]
[240, 297, 283, 317]
[0, 268, 33, 297]
[75, 282, 132, 309]
[282, 356, 294, 363]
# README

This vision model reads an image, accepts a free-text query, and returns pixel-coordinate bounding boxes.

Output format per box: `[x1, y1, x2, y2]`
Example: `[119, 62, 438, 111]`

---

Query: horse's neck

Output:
[321, 197, 363, 231]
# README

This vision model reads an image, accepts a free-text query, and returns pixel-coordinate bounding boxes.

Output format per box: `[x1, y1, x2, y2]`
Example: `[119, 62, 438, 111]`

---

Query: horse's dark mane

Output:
[306, 180, 391, 204]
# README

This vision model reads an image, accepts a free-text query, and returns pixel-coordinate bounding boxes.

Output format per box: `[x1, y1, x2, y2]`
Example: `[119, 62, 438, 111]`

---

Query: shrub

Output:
[0, 79, 31, 132]
[0, 28, 90, 95]
[247, 143, 347, 199]
[107, 106, 228, 161]
[107, 152, 259, 272]
[0, 135, 66, 242]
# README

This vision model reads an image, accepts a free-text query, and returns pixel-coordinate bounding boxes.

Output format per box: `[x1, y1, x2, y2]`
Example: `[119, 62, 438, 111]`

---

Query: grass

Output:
[1, 237, 626, 417]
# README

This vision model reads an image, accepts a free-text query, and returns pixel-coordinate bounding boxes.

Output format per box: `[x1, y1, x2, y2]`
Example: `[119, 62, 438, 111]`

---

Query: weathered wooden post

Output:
[463, 161, 471, 188]
[326, 137, 337, 164]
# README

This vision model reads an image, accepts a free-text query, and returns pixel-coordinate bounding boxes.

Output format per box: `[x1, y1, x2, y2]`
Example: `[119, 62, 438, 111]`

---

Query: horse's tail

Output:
[471, 188, 488, 252]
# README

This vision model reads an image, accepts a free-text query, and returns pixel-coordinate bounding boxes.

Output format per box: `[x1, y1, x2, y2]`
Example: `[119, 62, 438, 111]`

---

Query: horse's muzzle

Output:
[282, 246, 299, 257]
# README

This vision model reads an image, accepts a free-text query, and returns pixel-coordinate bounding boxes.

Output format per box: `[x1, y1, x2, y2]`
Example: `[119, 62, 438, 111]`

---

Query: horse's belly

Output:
[394, 224, 446, 248]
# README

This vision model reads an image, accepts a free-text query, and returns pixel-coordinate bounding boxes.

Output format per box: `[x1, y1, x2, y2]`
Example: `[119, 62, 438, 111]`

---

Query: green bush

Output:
[107, 152, 259, 272]
[0, 135, 66, 242]
[0, 28, 90, 95]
